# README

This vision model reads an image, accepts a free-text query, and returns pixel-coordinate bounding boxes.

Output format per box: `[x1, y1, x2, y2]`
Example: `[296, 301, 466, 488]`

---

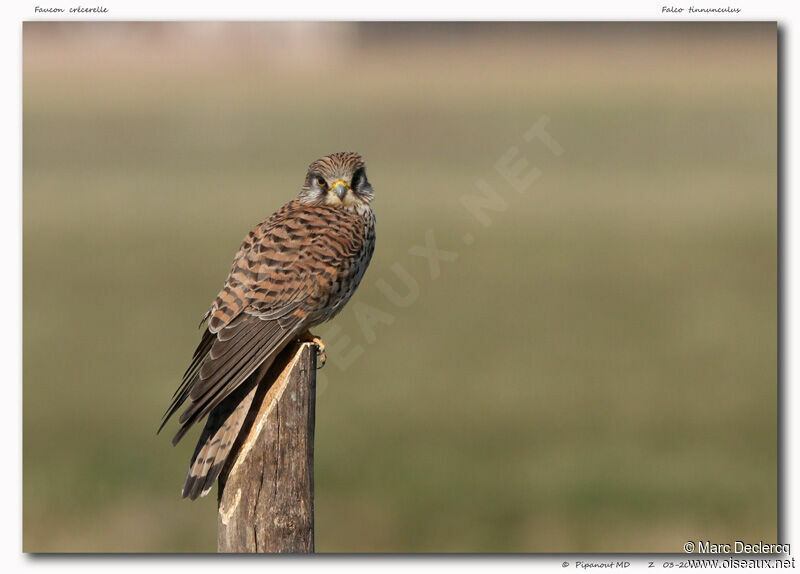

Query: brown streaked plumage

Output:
[159, 152, 376, 499]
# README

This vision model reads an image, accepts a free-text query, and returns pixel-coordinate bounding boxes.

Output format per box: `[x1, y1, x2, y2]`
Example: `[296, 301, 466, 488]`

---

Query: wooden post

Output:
[216, 342, 316, 553]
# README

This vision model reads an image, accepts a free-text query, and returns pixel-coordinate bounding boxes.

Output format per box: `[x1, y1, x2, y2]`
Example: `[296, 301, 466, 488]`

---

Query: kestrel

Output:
[159, 152, 376, 500]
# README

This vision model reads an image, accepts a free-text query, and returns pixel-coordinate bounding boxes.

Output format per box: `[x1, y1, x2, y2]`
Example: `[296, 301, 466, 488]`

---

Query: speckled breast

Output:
[308, 208, 376, 326]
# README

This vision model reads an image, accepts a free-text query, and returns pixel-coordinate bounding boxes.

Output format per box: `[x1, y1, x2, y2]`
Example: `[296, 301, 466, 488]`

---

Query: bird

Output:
[159, 152, 376, 500]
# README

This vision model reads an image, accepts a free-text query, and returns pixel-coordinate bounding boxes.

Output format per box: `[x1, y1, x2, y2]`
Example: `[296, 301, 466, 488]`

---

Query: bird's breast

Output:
[308, 209, 375, 325]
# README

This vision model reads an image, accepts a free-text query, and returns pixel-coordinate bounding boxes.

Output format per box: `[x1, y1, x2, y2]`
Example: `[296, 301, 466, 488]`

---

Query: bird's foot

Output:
[298, 330, 327, 369]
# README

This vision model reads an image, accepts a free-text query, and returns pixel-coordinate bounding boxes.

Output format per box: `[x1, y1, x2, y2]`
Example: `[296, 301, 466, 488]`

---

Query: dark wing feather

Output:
[172, 312, 302, 444]
[159, 200, 329, 445]
[158, 328, 215, 434]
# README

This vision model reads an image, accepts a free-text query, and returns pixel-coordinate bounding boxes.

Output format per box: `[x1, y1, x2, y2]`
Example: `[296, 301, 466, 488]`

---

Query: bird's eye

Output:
[351, 168, 364, 188]
[315, 175, 327, 188]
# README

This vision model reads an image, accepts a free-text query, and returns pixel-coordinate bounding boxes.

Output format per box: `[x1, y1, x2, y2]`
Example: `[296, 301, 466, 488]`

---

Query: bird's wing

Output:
[159, 200, 329, 445]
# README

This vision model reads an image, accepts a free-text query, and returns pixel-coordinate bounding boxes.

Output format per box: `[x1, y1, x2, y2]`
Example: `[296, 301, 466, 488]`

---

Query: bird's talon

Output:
[315, 348, 327, 369]
[312, 338, 327, 369]
[298, 331, 326, 369]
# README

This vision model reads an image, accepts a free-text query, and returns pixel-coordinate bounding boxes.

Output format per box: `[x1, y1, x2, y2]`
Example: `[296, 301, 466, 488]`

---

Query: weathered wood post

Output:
[216, 342, 316, 553]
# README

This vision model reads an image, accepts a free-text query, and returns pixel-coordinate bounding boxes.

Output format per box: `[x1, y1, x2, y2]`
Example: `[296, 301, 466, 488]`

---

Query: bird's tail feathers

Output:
[181, 381, 258, 500]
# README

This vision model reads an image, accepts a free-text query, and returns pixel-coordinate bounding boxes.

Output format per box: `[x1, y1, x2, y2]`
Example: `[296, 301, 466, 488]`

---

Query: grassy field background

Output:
[23, 22, 777, 552]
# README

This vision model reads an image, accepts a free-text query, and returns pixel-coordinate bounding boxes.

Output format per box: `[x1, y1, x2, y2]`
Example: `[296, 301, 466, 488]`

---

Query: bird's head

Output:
[298, 152, 374, 211]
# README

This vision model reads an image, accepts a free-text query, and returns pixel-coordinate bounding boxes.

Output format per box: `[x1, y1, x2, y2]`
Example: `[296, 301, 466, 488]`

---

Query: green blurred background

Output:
[23, 22, 777, 553]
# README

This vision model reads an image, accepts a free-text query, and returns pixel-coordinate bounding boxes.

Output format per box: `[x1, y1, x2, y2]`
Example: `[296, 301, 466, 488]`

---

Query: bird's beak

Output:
[331, 180, 349, 200]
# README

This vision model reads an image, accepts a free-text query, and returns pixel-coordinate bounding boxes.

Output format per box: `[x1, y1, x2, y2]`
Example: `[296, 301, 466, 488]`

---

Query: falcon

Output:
[159, 152, 376, 500]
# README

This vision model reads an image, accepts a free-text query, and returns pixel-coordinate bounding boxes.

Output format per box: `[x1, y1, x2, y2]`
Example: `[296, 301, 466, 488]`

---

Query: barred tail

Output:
[181, 381, 258, 500]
